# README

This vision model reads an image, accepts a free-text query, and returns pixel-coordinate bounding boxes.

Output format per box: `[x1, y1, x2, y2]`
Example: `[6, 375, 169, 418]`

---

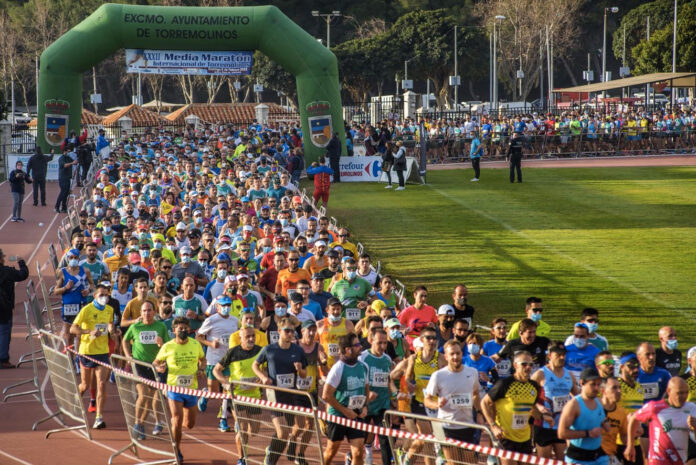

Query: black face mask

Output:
[176, 330, 188, 341]
[454, 334, 467, 343]
[297, 245, 308, 253]
[442, 319, 454, 329]
[76, 243, 84, 250]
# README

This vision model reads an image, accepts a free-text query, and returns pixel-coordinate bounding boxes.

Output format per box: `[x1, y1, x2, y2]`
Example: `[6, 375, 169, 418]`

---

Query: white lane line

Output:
[0, 191, 34, 231]
[428, 185, 690, 319]
[27, 213, 59, 265]
[0, 449, 34, 465]
[184, 432, 237, 455]
[69, 430, 139, 462]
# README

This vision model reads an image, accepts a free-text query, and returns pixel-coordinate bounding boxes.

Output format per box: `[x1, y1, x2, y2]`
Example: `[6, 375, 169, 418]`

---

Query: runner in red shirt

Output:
[625, 377, 696, 465]
[397, 286, 437, 350]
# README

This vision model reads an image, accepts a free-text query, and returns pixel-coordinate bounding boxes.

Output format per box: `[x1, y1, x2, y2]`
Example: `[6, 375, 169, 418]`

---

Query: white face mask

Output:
[95, 296, 109, 307]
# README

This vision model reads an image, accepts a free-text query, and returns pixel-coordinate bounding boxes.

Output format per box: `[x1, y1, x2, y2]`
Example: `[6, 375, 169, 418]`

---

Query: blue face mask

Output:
[274, 306, 287, 317]
[666, 339, 678, 351]
[467, 344, 480, 355]
[586, 322, 598, 334]
[328, 314, 342, 323]
[219, 305, 231, 317]
[530, 312, 542, 323]
[263, 247, 272, 254]
[345, 271, 357, 280]
[389, 329, 403, 339]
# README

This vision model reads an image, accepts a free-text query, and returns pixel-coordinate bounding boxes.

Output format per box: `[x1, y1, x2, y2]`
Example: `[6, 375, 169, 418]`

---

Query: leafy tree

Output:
[251, 52, 298, 108]
[631, 2, 696, 74]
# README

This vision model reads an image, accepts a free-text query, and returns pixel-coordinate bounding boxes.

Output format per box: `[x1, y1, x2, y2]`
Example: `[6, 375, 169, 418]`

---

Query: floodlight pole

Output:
[602, 6, 619, 99]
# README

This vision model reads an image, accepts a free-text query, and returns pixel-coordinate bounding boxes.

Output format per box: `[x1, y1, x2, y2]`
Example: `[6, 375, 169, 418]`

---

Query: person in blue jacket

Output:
[469, 131, 483, 182]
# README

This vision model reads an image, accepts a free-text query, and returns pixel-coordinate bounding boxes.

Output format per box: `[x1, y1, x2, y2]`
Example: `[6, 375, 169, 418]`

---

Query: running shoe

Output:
[198, 388, 209, 412]
[287, 441, 297, 462]
[237, 459, 246, 465]
[365, 446, 373, 465]
[295, 455, 308, 465]
[218, 418, 231, 432]
[133, 423, 145, 440]
[153, 422, 165, 436]
[93, 416, 106, 429]
[88, 399, 97, 413]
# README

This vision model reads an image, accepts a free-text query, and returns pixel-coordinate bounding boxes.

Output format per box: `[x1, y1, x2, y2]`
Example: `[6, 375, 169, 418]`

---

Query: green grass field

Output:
[316, 166, 696, 352]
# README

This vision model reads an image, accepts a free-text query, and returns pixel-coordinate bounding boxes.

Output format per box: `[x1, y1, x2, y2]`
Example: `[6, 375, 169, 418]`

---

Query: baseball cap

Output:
[217, 253, 231, 262]
[579, 367, 601, 382]
[217, 296, 232, 306]
[327, 297, 342, 307]
[236, 273, 249, 280]
[176, 222, 187, 231]
[242, 225, 253, 232]
[292, 195, 301, 204]
[371, 300, 387, 313]
[437, 304, 455, 316]
[315, 240, 327, 248]
[311, 273, 324, 280]
[224, 275, 237, 284]
[179, 245, 192, 255]
[301, 319, 317, 330]
[68, 248, 81, 258]
[384, 318, 401, 329]
[128, 252, 141, 264]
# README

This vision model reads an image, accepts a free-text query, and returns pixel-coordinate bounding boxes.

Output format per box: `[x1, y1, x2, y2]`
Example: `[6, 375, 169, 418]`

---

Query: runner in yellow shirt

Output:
[69, 283, 117, 429]
[154, 317, 207, 463]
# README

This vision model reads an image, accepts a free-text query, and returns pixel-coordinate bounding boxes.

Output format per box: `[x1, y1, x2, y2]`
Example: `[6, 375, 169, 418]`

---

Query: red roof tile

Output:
[165, 103, 297, 125]
[102, 104, 171, 126]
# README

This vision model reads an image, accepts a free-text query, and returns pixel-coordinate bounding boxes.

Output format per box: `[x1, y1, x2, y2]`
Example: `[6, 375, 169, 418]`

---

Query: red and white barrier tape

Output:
[65, 347, 563, 465]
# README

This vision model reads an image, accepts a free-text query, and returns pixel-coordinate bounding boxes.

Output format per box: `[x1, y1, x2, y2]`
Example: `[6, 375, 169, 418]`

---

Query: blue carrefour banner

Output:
[125, 49, 253, 75]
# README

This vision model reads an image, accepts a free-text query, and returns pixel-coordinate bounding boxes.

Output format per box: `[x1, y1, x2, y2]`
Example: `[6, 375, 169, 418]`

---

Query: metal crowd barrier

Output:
[35, 329, 91, 439]
[231, 381, 325, 465]
[109, 354, 178, 465]
[2, 302, 43, 403]
[384, 410, 501, 465]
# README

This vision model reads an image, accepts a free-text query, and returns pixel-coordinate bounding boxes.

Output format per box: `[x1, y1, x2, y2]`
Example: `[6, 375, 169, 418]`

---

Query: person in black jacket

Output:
[27, 146, 54, 206]
[0, 250, 29, 368]
[506, 132, 524, 183]
[382, 142, 395, 188]
[55, 148, 78, 213]
[326, 132, 341, 182]
[9, 160, 32, 222]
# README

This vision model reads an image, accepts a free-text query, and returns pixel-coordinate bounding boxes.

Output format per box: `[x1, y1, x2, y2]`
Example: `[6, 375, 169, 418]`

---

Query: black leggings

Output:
[472, 158, 480, 178]
[384, 169, 392, 185]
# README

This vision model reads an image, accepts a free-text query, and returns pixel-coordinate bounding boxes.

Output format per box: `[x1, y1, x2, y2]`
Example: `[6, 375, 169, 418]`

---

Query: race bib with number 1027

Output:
[139, 331, 158, 344]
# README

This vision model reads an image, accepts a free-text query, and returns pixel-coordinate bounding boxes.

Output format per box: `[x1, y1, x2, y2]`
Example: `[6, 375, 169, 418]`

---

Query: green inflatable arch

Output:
[38, 3, 345, 162]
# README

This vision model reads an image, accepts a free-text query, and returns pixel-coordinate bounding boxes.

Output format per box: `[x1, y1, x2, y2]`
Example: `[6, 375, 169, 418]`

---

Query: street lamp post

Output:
[312, 10, 342, 49]
[493, 15, 505, 113]
[602, 6, 619, 92]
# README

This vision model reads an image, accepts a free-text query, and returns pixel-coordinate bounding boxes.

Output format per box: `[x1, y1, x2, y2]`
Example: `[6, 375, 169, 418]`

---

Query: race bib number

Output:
[139, 331, 158, 344]
[240, 377, 258, 384]
[372, 372, 389, 388]
[176, 375, 193, 388]
[64, 304, 80, 316]
[552, 395, 571, 413]
[328, 343, 340, 357]
[512, 414, 528, 430]
[345, 308, 360, 321]
[269, 331, 279, 344]
[348, 395, 366, 410]
[95, 323, 108, 334]
[450, 393, 472, 408]
[218, 335, 230, 346]
[642, 382, 659, 399]
[276, 373, 295, 388]
[496, 359, 511, 377]
[296, 376, 313, 391]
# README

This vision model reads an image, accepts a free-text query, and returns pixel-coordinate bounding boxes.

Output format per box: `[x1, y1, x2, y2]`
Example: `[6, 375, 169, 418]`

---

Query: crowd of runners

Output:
[355, 108, 696, 162]
[45, 120, 696, 465]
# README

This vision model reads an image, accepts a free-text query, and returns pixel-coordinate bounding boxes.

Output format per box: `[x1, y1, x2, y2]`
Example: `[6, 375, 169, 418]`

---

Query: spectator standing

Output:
[9, 160, 32, 222]
[0, 251, 29, 368]
[506, 132, 523, 183]
[468, 131, 483, 182]
[326, 132, 341, 182]
[381, 142, 395, 188]
[27, 146, 53, 206]
[393, 141, 407, 190]
[55, 148, 78, 213]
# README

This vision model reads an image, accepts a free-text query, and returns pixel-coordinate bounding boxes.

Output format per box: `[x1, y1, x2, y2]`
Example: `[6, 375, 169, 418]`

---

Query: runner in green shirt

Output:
[330, 258, 373, 324]
[122, 300, 170, 439]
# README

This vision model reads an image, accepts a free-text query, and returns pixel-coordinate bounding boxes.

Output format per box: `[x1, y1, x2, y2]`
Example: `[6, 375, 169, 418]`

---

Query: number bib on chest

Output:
[328, 343, 340, 357]
[276, 373, 295, 388]
[372, 371, 389, 388]
[642, 382, 659, 400]
[552, 395, 571, 413]
[297, 376, 314, 391]
[345, 308, 360, 321]
[496, 359, 511, 377]
[95, 323, 108, 333]
[450, 393, 472, 408]
[348, 395, 366, 410]
[64, 304, 80, 316]
[512, 413, 529, 430]
[269, 331, 279, 344]
[139, 331, 158, 344]
[176, 375, 193, 388]
[218, 335, 230, 346]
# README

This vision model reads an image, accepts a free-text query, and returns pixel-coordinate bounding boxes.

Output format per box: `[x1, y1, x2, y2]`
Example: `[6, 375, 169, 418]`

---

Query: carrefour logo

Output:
[364, 160, 382, 177]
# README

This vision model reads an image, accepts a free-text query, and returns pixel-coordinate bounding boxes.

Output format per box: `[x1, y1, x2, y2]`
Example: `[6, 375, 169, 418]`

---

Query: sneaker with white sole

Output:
[395, 187, 405, 191]
[197, 388, 209, 412]
[384, 185, 393, 189]
[93, 416, 106, 429]
[219, 418, 231, 432]
[133, 423, 145, 440]
[470, 178, 479, 182]
[152, 422, 166, 436]
[364, 446, 373, 465]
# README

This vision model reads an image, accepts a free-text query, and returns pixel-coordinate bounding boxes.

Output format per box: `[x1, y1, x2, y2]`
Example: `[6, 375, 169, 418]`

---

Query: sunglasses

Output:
[281, 328, 295, 333]
[161, 266, 172, 270]
[598, 359, 615, 366]
[422, 336, 437, 341]
[516, 362, 534, 367]
[493, 326, 507, 330]
[288, 258, 299, 262]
